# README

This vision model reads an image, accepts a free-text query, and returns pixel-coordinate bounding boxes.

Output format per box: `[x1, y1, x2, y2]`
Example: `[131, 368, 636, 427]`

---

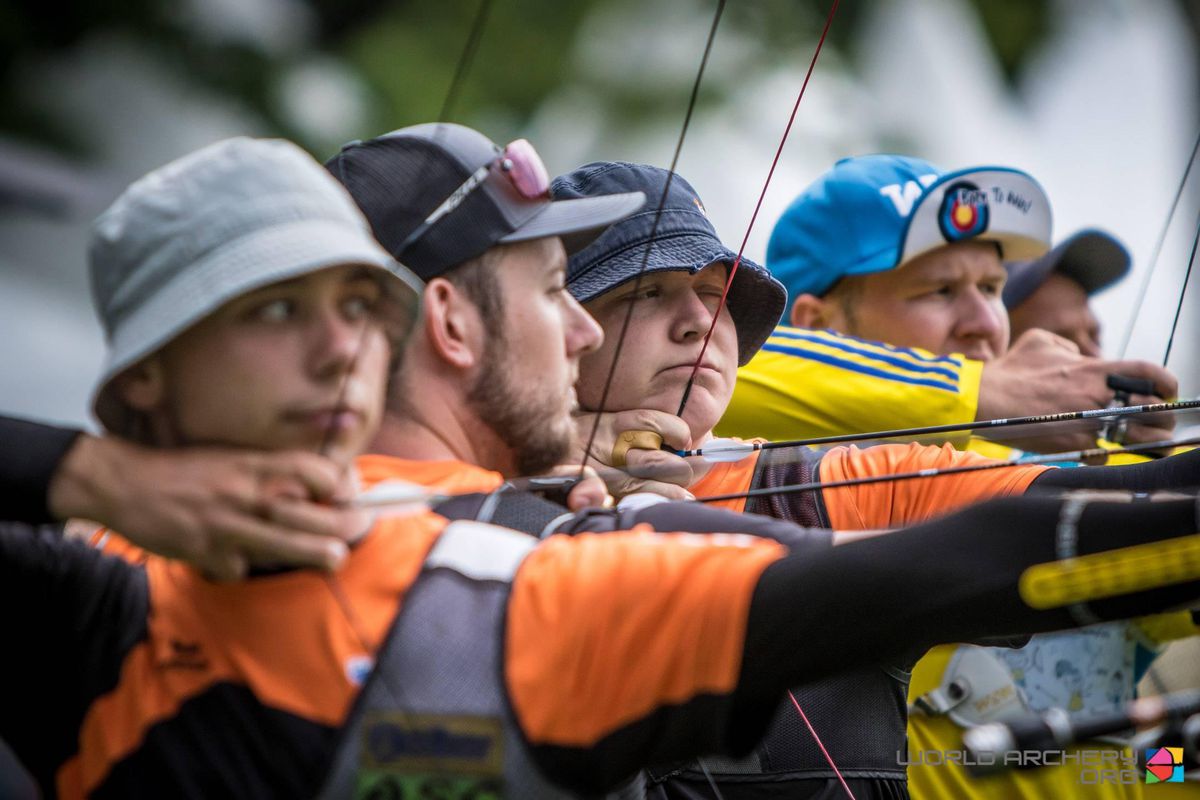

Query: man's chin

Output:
[514, 434, 573, 477]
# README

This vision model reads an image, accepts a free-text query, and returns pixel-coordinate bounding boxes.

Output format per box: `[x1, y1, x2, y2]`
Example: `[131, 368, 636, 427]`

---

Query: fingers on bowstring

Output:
[622, 447, 695, 488]
[215, 508, 350, 572]
[618, 408, 693, 451]
[202, 548, 250, 582]
[253, 450, 344, 501]
[265, 496, 372, 542]
[619, 479, 694, 502]
[566, 475, 612, 511]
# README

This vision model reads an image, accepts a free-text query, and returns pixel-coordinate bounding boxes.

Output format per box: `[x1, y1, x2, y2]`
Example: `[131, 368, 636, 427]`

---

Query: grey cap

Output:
[327, 123, 646, 280]
[90, 136, 423, 434]
[1002, 229, 1130, 309]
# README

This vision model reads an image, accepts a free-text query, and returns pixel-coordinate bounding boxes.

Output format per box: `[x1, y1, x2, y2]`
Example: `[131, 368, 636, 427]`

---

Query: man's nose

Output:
[670, 289, 717, 343]
[565, 293, 604, 357]
[954, 288, 1005, 339]
[309, 305, 363, 378]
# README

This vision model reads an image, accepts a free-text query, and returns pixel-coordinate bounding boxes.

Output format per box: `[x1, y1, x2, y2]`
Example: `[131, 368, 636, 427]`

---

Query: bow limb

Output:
[1116, 128, 1200, 361]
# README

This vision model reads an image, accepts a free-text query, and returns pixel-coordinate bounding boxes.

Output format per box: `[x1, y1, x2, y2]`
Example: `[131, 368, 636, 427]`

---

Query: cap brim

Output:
[900, 167, 1052, 266]
[1044, 229, 1130, 293]
[1002, 229, 1129, 308]
[499, 191, 646, 248]
[566, 230, 786, 365]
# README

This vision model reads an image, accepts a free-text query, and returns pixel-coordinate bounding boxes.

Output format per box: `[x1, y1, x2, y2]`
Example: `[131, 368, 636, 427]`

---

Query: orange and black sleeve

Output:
[505, 529, 786, 792]
[506, 495, 1200, 793]
[0, 523, 148, 793]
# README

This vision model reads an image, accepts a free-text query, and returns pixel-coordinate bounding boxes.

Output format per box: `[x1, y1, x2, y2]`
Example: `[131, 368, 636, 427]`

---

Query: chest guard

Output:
[318, 520, 615, 800]
[744, 444, 829, 528]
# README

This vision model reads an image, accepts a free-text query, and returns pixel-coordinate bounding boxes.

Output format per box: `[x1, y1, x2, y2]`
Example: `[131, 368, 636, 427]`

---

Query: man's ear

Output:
[789, 294, 832, 329]
[421, 277, 484, 370]
[115, 357, 166, 412]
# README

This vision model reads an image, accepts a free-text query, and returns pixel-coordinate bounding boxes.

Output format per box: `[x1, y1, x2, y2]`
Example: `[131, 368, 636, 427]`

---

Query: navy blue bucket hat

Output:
[552, 161, 787, 365]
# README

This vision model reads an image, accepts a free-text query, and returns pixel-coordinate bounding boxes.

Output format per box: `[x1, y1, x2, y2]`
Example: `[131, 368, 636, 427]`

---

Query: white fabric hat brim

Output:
[899, 167, 1052, 267]
[93, 218, 419, 433]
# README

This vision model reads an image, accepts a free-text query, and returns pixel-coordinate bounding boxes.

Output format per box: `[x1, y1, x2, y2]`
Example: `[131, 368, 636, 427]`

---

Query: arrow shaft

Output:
[694, 436, 1200, 504]
[679, 398, 1200, 458]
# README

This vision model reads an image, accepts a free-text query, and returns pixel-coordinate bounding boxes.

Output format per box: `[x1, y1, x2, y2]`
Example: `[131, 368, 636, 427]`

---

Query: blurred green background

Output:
[4, 0, 1195, 159]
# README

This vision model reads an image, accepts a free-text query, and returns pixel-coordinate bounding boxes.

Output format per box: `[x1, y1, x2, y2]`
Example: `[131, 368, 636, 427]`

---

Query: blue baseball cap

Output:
[552, 161, 787, 365]
[768, 154, 1053, 298]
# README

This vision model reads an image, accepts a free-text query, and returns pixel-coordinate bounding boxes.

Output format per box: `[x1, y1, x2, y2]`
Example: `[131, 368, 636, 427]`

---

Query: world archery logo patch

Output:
[937, 181, 990, 243]
[1145, 746, 1184, 783]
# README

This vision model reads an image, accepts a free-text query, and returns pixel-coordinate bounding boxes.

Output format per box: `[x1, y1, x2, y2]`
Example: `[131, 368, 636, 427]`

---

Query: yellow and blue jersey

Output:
[717, 326, 983, 441]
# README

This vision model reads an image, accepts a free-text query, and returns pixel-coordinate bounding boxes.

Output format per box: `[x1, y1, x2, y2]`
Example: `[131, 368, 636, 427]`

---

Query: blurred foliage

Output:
[343, 0, 596, 134]
[0, 0, 1196, 159]
[967, 0, 1051, 78]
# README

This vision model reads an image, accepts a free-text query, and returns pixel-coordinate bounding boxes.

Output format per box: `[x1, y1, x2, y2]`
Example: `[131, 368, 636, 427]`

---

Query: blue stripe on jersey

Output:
[761, 343, 961, 393]
[772, 327, 962, 366]
[766, 330, 961, 382]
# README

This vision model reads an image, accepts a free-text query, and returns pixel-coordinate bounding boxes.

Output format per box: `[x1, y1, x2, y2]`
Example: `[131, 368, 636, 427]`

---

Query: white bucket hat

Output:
[89, 136, 423, 434]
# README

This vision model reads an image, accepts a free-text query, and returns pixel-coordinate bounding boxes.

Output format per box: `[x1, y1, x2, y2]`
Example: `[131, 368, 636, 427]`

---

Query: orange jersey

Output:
[689, 450, 763, 514]
[356, 453, 504, 494]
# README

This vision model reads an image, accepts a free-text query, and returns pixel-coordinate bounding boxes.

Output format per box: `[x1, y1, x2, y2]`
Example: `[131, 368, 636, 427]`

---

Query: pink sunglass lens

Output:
[504, 139, 550, 198]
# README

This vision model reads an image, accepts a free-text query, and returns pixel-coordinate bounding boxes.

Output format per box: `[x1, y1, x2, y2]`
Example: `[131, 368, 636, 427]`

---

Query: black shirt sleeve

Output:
[0, 522, 149, 790]
[550, 499, 833, 553]
[729, 493, 1200, 752]
[1031, 446, 1200, 493]
[0, 416, 84, 524]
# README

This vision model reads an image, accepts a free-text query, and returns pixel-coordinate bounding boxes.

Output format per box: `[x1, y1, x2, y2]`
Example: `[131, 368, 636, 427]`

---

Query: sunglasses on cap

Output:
[396, 138, 550, 260]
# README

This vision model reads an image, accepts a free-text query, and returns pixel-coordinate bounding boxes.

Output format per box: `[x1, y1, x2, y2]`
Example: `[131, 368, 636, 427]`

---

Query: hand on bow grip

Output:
[978, 329, 1178, 453]
[572, 409, 695, 501]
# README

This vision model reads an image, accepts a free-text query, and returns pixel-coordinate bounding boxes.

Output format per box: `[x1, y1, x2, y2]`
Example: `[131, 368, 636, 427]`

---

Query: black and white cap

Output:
[327, 123, 645, 280]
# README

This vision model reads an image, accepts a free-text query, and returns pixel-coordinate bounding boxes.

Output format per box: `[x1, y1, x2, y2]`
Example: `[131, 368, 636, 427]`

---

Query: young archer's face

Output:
[118, 264, 393, 468]
[576, 264, 738, 443]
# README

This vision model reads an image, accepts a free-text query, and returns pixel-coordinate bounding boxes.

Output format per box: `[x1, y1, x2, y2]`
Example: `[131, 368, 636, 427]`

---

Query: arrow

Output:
[691, 435, 1200, 505]
[677, 398, 1200, 462]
